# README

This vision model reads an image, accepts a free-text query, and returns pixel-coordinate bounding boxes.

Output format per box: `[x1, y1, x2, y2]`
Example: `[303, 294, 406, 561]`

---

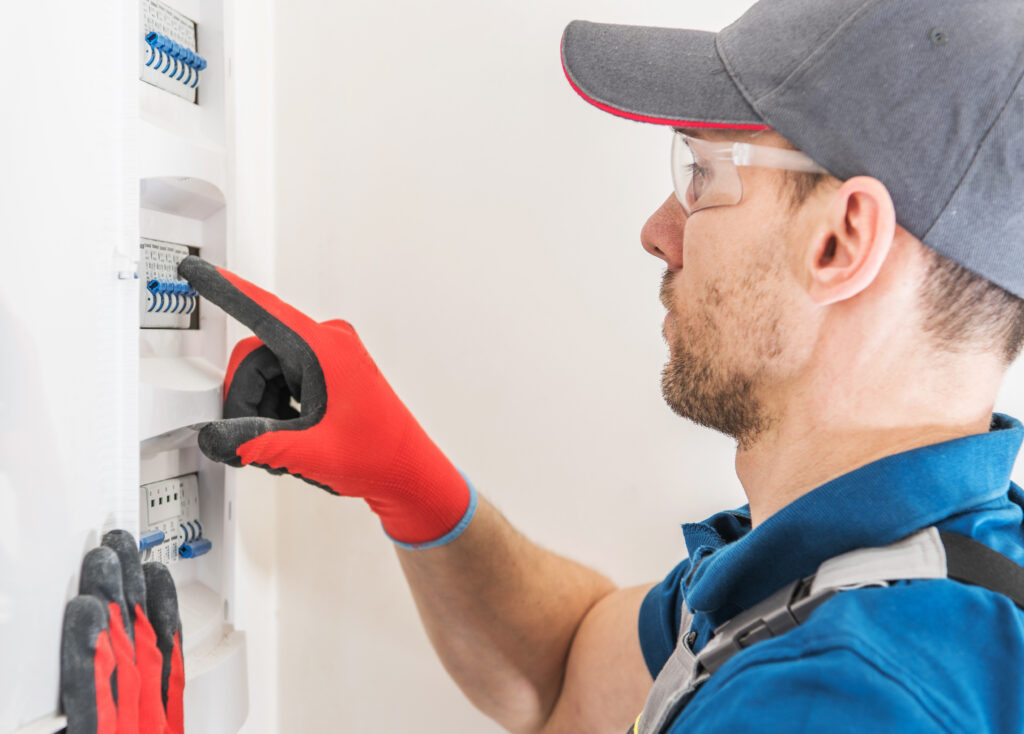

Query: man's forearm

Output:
[395, 496, 616, 734]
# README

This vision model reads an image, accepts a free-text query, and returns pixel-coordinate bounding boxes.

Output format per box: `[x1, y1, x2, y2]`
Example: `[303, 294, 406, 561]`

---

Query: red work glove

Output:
[178, 256, 477, 549]
[60, 530, 185, 734]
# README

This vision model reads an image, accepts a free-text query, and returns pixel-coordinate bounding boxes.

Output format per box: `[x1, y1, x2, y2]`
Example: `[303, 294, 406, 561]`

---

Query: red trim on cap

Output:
[561, 53, 769, 131]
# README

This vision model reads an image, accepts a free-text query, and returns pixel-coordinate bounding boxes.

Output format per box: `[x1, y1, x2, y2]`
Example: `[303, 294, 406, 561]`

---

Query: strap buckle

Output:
[697, 575, 838, 675]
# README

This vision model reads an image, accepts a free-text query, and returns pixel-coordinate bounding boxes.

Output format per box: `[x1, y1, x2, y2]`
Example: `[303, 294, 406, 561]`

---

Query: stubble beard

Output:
[659, 268, 780, 451]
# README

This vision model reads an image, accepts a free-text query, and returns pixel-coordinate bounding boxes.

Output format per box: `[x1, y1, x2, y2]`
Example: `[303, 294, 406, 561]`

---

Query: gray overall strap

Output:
[632, 605, 698, 734]
[633, 527, 947, 734]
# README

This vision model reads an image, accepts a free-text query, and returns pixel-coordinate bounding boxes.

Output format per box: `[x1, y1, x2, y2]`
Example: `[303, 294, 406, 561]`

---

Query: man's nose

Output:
[640, 193, 687, 270]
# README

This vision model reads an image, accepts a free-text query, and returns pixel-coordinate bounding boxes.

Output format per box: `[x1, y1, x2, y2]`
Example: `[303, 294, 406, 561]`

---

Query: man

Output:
[181, 0, 1024, 731]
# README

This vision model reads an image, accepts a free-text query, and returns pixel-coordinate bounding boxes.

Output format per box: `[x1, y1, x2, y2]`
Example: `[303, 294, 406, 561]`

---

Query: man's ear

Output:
[804, 176, 897, 306]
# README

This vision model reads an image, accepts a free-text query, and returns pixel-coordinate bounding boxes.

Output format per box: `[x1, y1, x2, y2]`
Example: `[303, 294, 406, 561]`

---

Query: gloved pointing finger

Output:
[177, 255, 319, 401]
[176, 255, 479, 549]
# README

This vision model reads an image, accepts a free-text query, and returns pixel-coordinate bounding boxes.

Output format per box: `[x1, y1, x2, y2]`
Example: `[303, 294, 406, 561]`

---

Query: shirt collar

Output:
[682, 413, 1024, 615]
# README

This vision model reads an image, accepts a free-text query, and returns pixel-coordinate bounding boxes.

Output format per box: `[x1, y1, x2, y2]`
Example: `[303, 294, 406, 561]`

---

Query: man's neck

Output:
[735, 394, 998, 529]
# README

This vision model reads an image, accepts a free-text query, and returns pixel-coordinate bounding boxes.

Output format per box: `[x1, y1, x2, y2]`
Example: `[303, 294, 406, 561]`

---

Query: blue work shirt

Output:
[638, 413, 1024, 732]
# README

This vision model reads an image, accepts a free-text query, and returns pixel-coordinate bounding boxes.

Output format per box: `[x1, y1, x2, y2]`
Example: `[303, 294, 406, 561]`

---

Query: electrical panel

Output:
[9, 0, 246, 730]
[134, 0, 248, 730]
[139, 474, 209, 564]
[140, 0, 206, 103]
[140, 239, 199, 329]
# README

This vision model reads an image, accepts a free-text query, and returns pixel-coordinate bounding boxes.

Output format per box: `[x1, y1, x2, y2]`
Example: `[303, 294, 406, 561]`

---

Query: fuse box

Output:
[140, 238, 198, 329]
[137, 169, 248, 734]
[7, 0, 245, 730]
[134, 0, 248, 728]
[140, 0, 206, 103]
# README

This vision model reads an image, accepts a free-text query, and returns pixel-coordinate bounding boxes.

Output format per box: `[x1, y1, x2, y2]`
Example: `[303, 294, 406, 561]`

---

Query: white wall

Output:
[268, 2, 755, 731]
[224, 1, 280, 732]
[1, 3, 139, 730]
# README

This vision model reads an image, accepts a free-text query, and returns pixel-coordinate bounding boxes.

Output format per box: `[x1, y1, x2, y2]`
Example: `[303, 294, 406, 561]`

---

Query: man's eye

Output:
[688, 163, 710, 180]
[686, 163, 712, 199]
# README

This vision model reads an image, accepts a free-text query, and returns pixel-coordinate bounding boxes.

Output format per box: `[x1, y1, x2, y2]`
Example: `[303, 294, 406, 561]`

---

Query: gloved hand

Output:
[60, 530, 185, 734]
[178, 256, 477, 549]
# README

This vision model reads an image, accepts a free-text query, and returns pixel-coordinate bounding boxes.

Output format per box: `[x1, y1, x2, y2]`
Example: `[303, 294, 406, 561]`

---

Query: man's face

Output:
[643, 130, 811, 450]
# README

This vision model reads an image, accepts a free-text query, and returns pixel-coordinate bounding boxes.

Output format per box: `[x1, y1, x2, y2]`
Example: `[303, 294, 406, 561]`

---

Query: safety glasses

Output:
[671, 131, 828, 215]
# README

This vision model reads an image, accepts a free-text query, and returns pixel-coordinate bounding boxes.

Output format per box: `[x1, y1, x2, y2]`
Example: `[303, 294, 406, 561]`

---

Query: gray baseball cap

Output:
[561, 0, 1024, 298]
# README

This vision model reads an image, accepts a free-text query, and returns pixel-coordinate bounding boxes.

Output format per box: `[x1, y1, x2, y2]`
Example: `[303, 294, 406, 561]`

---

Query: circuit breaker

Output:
[140, 239, 198, 329]
[139, 474, 210, 564]
[140, 0, 206, 103]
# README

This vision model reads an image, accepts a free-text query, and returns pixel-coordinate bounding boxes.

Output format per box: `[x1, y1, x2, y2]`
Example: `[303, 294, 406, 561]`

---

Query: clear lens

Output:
[671, 133, 743, 215]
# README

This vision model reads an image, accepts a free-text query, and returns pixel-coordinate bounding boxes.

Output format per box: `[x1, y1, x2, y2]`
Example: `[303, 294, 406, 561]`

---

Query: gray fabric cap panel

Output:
[716, 0, 875, 103]
[561, 21, 764, 128]
[719, 0, 1024, 282]
[926, 74, 1024, 299]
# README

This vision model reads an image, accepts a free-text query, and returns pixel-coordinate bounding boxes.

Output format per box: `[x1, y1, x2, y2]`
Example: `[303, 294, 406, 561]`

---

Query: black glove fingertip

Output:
[176, 255, 214, 290]
[61, 596, 112, 731]
[101, 530, 147, 628]
[142, 562, 183, 660]
[198, 417, 283, 467]
[198, 421, 245, 467]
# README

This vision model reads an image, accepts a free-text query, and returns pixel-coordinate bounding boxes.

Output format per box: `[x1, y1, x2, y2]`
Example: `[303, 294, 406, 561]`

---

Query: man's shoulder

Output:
[780, 577, 1024, 663]
[676, 579, 1024, 732]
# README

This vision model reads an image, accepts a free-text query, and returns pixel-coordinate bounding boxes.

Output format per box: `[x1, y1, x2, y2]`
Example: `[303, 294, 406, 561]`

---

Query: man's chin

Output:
[660, 369, 771, 450]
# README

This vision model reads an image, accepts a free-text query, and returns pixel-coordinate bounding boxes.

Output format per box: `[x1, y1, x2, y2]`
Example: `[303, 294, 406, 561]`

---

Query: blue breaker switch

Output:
[145, 32, 159, 67]
[146, 279, 162, 313]
[139, 530, 166, 552]
[145, 278, 195, 313]
[180, 538, 212, 559]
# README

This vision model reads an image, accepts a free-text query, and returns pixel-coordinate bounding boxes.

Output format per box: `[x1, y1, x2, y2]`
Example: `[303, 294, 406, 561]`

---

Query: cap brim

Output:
[561, 20, 767, 130]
